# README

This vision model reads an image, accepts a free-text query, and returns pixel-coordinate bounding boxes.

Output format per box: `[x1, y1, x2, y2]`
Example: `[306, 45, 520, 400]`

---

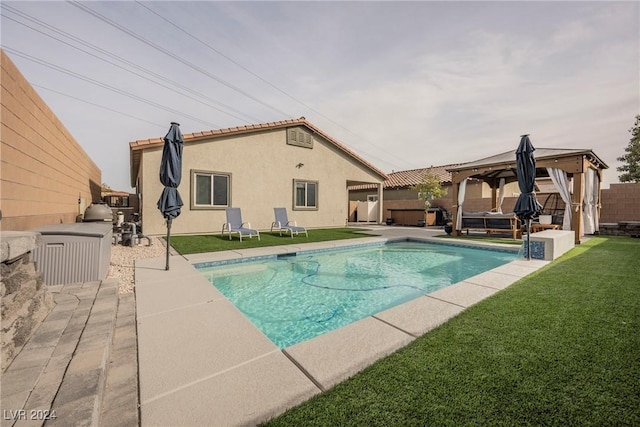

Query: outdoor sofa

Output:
[461, 211, 522, 240]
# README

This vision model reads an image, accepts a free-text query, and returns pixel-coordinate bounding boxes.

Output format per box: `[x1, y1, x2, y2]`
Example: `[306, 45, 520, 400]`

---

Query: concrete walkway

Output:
[135, 226, 550, 426]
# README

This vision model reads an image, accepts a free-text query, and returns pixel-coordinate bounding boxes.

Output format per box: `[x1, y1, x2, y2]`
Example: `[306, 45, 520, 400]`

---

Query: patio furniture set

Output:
[460, 211, 561, 239]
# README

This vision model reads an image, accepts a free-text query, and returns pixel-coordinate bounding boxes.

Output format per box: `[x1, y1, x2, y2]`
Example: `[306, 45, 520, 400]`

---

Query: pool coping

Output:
[135, 227, 550, 426]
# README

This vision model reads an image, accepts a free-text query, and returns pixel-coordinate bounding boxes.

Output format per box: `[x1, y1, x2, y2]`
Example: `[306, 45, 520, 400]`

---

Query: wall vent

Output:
[287, 127, 313, 149]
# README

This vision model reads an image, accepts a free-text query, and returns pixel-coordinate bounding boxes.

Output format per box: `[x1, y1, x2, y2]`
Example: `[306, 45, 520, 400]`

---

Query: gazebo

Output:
[447, 148, 608, 244]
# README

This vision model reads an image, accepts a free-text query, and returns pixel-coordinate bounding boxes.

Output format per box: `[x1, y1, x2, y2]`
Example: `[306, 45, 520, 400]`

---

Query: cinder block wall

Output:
[600, 183, 640, 223]
[1, 50, 101, 231]
[380, 185, 638, 225]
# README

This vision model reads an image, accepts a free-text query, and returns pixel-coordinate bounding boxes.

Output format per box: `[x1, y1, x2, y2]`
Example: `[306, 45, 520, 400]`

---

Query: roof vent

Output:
[287, 127, 313, 149]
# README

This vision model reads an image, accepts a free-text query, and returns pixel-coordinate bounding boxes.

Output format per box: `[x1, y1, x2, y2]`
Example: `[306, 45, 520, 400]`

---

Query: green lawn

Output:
[168, 227, 525, 255]
[168, 228, 375, 255]
[263, 236, 640, 426]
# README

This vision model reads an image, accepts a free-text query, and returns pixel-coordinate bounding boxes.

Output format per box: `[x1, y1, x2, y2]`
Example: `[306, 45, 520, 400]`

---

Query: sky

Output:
[2, 1, 638, 192]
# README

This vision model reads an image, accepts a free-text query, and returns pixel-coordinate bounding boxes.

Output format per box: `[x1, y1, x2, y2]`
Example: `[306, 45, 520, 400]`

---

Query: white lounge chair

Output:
[270, 207, 308, 237]
[221, 208, 260, 241]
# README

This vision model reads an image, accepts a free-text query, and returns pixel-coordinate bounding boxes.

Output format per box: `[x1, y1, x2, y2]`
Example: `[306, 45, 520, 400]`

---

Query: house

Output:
[129, 117, 387, 236]
[349, 164, 478, 225]
[101, 189, 140, 223]
[350, 165, 455, 200]
[348, 165, 453, 225]
[0, 50, 101, 231]
[349, 163, 564, 225]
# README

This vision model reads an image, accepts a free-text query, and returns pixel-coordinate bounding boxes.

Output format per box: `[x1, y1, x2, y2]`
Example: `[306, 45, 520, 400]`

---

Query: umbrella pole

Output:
[165, 218, 172, 270]
[527, 219, 531, 260]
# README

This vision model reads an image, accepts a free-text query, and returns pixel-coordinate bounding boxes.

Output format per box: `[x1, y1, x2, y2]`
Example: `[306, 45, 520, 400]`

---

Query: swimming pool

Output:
[196, 240, 518, 348]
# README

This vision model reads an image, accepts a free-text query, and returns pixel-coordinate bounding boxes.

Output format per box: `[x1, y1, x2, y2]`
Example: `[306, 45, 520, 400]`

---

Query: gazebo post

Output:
[596, 169, 604, 232]
[490, 182, 498, 211]
[450, 175, 460, 236]
[572, 169, 585, 244]
[377, 183, 384, 224]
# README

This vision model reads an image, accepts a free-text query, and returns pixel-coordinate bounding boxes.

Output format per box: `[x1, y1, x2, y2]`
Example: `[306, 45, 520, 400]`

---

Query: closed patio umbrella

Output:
[157, 122, 183, 270]
[514, 134, 543, 260]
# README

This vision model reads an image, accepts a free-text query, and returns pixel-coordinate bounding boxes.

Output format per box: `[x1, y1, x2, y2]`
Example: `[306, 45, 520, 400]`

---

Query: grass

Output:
[169, 227, 523, 254]
[263, 236, 640, 426]
[168, 227, 375, 255]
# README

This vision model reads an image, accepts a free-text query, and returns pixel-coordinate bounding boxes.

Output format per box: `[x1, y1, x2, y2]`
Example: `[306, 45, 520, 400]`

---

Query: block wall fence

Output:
[381, 183, 640, 226]
[600, 183, 640, 223]
[1, 50, 102, 231]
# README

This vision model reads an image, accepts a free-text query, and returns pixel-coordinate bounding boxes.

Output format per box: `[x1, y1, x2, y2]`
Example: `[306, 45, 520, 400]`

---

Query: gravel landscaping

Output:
[107, 236, 167, 293]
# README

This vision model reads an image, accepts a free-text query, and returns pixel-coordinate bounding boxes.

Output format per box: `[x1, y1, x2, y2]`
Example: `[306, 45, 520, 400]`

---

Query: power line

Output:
[5, 2, 412, 171]
[3, 47, 222, 129]
[1, 4, 261, 124]
[32, 84, 167, 128]
[67, 0, 295, 119]
[133, 1, 411, 169]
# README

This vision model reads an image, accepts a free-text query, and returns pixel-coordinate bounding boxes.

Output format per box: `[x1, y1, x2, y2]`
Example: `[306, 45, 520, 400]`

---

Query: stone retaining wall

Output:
[1, 231, 54, 372]
[598, 221, 640, 237]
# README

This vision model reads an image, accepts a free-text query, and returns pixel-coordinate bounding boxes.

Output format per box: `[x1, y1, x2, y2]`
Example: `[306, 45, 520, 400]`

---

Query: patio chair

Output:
[221, 208, 260, 241]
[270, 207, 308, 237]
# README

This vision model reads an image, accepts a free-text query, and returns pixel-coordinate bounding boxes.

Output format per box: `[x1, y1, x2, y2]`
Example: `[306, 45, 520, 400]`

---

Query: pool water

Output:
[197, 241, 517, 348]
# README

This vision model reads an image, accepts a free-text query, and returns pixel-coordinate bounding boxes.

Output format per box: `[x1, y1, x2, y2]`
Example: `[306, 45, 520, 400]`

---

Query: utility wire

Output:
[67, 0, 294, 119]
[135, 1, 411, 169]
[3, 47, 222, 129]
[1, 4, 261, 124]
[32, 84, 167, 128]
[6, 2, 411, 171]
[2, 13, 249, 124]
[71, 1, 410, 173]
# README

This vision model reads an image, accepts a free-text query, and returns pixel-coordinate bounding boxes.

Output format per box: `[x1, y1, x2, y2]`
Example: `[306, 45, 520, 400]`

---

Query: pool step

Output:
[277, 252, 298, 259]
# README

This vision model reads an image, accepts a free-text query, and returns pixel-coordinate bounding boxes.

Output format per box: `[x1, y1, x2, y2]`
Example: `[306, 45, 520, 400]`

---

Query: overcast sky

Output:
[2, 1, 638, 191]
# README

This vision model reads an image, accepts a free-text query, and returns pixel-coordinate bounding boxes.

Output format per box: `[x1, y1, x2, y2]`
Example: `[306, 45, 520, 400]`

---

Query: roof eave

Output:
[128, 117, 388, 186]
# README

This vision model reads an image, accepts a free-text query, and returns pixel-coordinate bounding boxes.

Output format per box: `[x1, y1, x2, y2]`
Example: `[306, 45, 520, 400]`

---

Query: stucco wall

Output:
[350, 188, 417, 201]
[139, 128, 384, 235]
[1, 50, 101, 231]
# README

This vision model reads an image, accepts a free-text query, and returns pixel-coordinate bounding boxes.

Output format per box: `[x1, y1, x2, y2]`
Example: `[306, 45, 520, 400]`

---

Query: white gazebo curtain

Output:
[497, 178, 506, 213]
[455, 178, 468, 231]
[593, 171, 600, 232]
[546, 167, 572, 230]
[582, 168, 599, 234]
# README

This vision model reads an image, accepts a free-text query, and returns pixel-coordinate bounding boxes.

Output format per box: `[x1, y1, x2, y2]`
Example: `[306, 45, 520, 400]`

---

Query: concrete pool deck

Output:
[135, 226, 551, 426]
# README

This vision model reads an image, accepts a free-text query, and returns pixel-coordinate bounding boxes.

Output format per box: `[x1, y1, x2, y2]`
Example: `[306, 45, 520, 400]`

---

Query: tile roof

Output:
[446, 148, 608, 171]
[102, 190, 131, 197]
[349, 164, 459, 191]
[130, 117, 387, 187]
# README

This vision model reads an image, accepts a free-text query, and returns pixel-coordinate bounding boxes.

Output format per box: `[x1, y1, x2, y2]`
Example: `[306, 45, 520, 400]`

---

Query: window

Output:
[191, 170, 230, 209]
[293, 180, 318, 210]
[102, 195, 129, 207]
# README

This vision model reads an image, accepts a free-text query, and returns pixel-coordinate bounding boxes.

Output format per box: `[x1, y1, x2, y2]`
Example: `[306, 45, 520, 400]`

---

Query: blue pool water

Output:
[196, 241, 518, 348]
